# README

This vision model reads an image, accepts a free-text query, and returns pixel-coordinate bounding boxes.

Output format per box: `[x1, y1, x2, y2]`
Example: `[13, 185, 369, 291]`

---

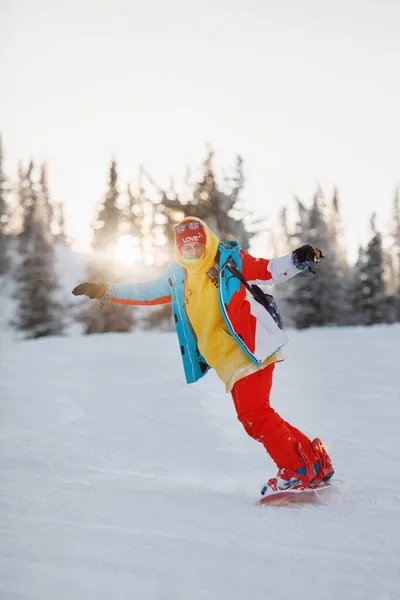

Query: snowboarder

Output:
[72, 217, 334, 495]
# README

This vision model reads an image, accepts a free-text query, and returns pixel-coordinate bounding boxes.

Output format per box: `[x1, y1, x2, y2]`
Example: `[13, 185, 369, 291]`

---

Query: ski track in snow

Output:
[1, 325, 400, 600]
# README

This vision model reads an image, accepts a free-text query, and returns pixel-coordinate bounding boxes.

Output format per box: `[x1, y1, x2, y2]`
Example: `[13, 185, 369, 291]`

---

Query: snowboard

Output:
[257, 482, 333, 507]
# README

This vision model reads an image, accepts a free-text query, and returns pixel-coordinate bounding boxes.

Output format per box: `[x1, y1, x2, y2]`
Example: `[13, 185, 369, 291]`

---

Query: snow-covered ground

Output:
[1, 321, 400, 600]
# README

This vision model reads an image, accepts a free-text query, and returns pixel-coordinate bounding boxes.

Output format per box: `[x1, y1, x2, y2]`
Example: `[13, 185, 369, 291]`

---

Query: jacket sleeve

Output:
[240, 250, 305, 286]
[106, 273, 172, 306]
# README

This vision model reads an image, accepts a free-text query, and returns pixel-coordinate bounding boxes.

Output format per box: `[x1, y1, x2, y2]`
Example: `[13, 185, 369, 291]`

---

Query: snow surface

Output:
[1, 320, 400, 599]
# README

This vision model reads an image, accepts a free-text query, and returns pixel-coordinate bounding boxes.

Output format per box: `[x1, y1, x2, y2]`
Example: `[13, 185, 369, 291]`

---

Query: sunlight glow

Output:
[71, 233, 92, 254]
[113, 235, 141, 265]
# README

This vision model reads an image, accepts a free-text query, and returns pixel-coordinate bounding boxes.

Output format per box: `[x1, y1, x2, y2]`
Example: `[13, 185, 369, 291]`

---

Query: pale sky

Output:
[1, 0, 399, 260]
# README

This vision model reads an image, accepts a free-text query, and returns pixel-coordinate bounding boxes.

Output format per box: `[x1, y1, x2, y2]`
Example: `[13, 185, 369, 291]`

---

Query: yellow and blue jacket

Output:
[106, 218, 304, 389]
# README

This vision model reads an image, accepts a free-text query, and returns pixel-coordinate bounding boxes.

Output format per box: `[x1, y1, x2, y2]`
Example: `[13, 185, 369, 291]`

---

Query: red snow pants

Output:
[231, 363, 316, 471]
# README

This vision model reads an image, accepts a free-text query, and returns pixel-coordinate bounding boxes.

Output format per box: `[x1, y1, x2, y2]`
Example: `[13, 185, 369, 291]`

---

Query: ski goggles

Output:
[174, 221, 201, 234]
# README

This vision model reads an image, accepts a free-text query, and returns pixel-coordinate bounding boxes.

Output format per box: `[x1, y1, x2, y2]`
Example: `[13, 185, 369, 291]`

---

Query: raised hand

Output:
[293, 245, 324, 264]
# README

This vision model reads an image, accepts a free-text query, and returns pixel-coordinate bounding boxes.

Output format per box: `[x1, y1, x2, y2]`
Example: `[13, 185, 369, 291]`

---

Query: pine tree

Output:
[391, 188, 400, 320]
[194, 152, 250, 248]
[127, 173, 162, 265]
[327, 188, 351, 324]
[92, 159, 120, 252]
[157, 151, 250, 249]
[285, 188, 341, 329]
[329, 189, 348, 274]
[0, 134, 9, 274]
[349, 245, 369, 324]
[39, 163, 54, 237]
[351, 214, 389, 325]
[12, 212, 64, 339]
[83, 159, 133, 334]
[18, 161, 38, 253]
[54, 201, 67, 243]
[293, 197, 308, 244]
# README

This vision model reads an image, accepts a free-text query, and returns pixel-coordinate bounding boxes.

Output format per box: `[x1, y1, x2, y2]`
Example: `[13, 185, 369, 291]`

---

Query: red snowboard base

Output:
[257, 482, 333, 507]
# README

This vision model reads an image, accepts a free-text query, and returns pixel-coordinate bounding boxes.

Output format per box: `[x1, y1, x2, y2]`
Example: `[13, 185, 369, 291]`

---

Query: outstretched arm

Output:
[72, 273, 172, 306]
[240, 245, 323, 286]
[107, 275, 171, 306]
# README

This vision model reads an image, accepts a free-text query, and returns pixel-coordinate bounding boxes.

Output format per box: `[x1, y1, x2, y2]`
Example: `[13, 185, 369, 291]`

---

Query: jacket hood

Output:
[174, 217, 219, 274]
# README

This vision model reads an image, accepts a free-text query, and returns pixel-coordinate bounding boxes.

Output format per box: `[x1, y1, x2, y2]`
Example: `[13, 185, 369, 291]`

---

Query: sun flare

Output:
[113, 235, 141, 265]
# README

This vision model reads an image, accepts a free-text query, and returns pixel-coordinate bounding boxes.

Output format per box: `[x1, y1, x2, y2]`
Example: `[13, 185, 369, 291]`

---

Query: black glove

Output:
[293, 245, 324, 264]
[72, 282, 109, 299]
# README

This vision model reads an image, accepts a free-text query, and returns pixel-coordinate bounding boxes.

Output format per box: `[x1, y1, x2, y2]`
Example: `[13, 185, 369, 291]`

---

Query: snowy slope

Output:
[1, 324, 400, 600]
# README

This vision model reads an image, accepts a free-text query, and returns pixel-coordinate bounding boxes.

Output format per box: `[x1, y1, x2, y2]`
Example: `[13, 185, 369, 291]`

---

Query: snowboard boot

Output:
[261, 442, 316, 496]
[310, 438, 334, 485]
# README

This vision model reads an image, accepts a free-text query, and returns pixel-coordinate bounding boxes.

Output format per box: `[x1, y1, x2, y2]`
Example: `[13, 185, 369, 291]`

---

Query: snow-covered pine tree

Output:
[349, 245, 369, 325]
[12, 191, 64, 338]
[326, 188, 351, 324]
[39, 163, 54, 239]
[83, 159, 133, 334]
[391, 188, 400, 321]
[351, 214, 390, 325]
[329, 189, 348, 274]
[285, 188, 341, 329]
[18, 161, 38, 253]
[381, 230, 396, 323]
[0, 134, 9, 274]
[54, 201, 67, 243]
